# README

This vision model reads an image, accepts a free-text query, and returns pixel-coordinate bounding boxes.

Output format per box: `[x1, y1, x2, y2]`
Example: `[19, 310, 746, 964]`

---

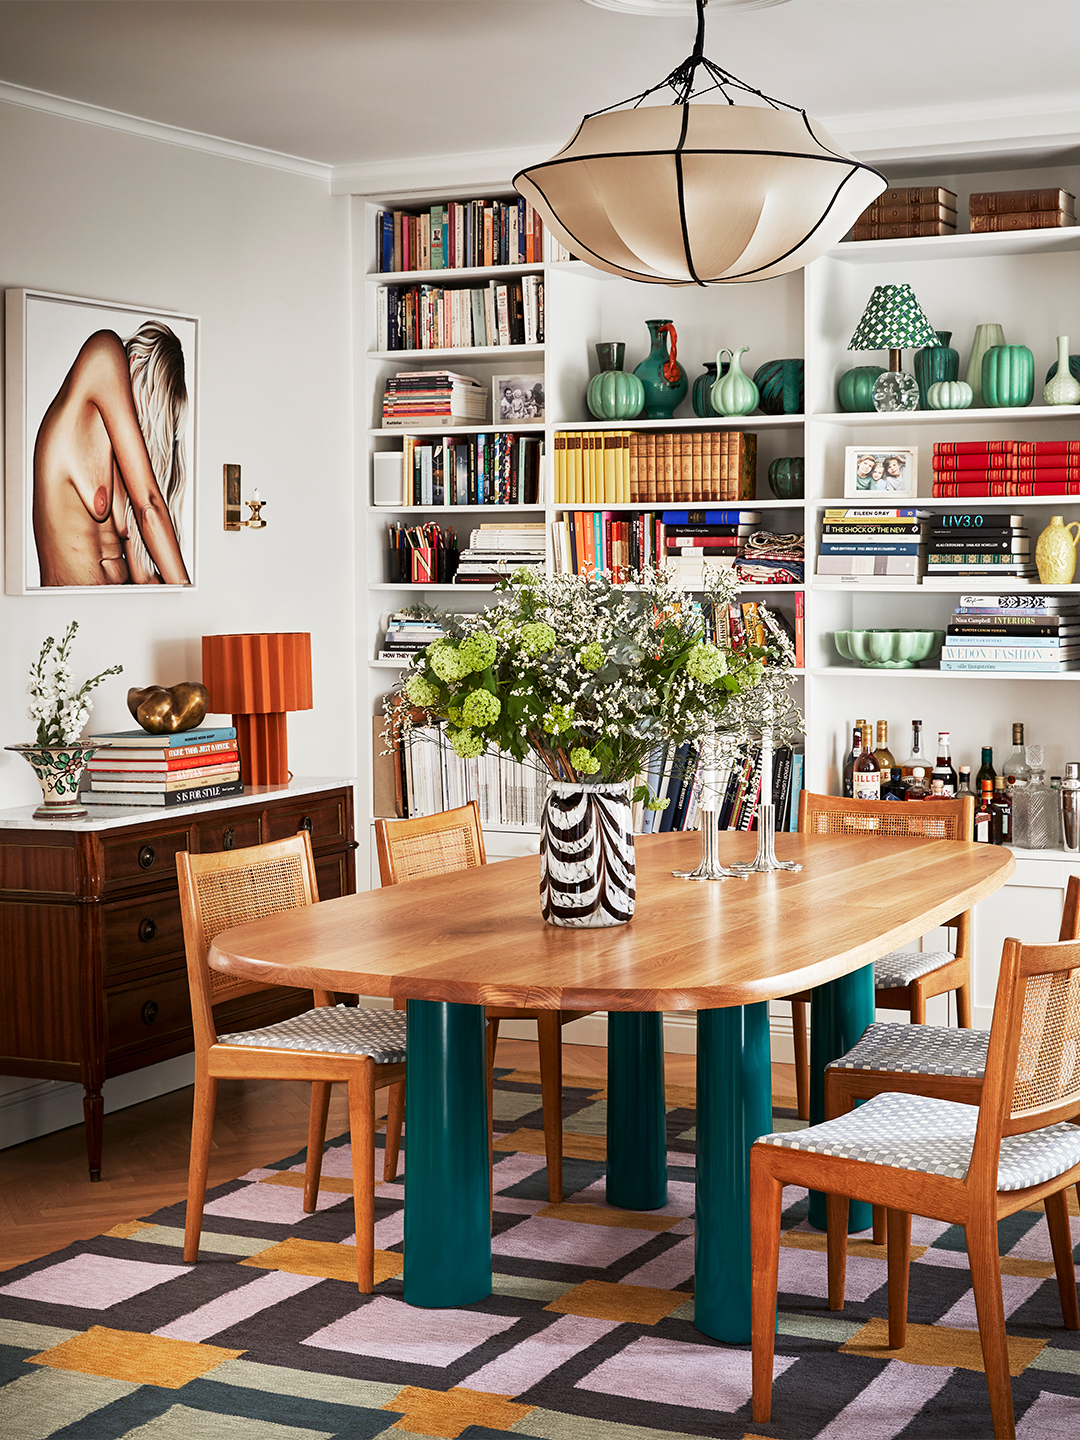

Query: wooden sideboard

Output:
[0, 779, 356, 1180]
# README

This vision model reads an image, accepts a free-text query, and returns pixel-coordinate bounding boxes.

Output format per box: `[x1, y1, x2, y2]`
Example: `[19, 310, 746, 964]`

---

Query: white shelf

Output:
[813, 497, 1080, 511]
[369, 263, 544, 284]
[371, 424, 545, 436]
[814, 406, 1080, 426]
[812, 667, 1080, 681]
[369, 345, 544, 361]
[372, 504, 545, 513]
[831, 228, 1080, 264]
[370, 582, 496, 592]
[553, 498, 798, 512]
[555, 415, 803, 431]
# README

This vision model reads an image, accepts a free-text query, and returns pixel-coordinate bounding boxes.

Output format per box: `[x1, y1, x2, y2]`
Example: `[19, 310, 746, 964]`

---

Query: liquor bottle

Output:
[842, 722, 865, 798]
[930, 777, 946, 798]
[905, 766, 930, 801]
[1061, 762, 1080, 853]
[1003, 723, 1031, 789]
[974, 747, 996, 793]
[990, 776, 1013, 846]
[901, 720, 928, 783]
[957, 765, 972, 796]
[974, 779, 993, 843]
[852, 723, 881, 800]
[873, 721, 896, 776]
[932, 731, 958, 798]
[883, 767, 905, 801]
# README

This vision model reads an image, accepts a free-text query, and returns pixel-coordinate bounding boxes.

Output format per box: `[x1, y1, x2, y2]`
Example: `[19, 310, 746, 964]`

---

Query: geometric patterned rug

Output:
[1, 1069, 1078, 1440]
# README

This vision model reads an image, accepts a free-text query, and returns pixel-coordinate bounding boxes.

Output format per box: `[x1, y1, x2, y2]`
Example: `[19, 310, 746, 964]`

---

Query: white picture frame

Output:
[492, 373, 544, 424]
[844, 444, 918, 498]
[4, 288, 198, 594]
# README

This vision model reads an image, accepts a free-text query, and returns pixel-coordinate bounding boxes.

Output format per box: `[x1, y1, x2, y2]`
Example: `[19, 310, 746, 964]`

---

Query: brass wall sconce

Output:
[223, 464, 267, 530]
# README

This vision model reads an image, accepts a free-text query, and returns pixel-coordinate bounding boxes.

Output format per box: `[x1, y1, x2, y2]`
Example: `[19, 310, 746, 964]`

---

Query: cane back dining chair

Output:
[374, 801, 591, 1204]
[785, 790, 976, 1119]
[177, 834, 407, 1292]
[752, 929, 1080, 1440]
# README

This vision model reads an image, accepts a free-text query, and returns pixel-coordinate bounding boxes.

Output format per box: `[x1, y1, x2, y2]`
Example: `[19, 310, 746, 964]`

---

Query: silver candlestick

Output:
[672, 728, 748, 882]
[730, 707, 801, 875]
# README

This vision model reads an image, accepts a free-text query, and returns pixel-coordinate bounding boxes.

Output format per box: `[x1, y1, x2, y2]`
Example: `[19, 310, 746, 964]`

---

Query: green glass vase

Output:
[982, 344, 1035, 408]
[693, 362, 724, 418]
[587, 342, 645, 420]
[633, 320, 687, 420]
[767, 457, 804, 499]
[913, 330, 959, 409]
[837, 365, 886, 412]
[753, 358, 804, 416]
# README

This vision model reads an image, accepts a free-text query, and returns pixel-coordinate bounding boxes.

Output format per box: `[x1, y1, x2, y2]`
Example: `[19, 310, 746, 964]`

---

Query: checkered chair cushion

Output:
[218, 1004, 407, 1064]
[874, 949, 955, 988]
[828, 1020, 989, 1079]
[757, 1091, 1080, 1191]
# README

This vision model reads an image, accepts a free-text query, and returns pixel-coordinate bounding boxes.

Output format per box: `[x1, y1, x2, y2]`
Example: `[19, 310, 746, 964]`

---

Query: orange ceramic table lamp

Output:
[201, 633, 313, 786]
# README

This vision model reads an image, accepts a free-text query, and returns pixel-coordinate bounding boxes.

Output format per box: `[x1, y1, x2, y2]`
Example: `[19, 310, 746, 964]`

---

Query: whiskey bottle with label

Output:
[901, 720, 928, 783]
[931, 731, 958, 798]
[852, 724, 881, 801]
[1003, 723, 1031, 790]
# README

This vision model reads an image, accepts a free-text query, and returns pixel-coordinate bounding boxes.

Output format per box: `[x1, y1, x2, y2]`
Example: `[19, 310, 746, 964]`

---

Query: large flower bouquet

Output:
[388, 566, 794, 807]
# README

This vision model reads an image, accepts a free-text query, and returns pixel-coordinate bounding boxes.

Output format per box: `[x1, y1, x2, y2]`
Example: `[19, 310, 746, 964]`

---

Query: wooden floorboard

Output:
[0, 1041, 796, 1271]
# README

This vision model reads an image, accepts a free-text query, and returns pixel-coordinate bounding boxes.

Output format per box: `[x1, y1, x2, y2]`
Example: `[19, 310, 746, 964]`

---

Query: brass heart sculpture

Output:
[127, 683, 209, 734]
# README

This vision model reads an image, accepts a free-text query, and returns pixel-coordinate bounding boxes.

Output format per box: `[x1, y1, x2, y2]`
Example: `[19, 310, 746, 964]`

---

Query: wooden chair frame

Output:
[784, 790, 976, 1119]
[752, 930, 1080, 1440]
[375, 801, 590, 1203]
[177, 834, 406, 1292]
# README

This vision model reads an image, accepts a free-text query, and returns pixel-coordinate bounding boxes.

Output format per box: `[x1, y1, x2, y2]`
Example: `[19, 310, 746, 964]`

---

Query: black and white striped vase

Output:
[539, 782, 636, 927]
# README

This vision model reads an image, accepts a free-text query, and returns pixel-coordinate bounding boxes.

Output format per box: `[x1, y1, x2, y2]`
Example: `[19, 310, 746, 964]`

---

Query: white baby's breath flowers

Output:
[26, 622, 122, 747]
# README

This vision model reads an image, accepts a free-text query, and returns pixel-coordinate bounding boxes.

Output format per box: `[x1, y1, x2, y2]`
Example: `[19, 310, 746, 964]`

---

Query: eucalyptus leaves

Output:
[26, 622, 122, 747]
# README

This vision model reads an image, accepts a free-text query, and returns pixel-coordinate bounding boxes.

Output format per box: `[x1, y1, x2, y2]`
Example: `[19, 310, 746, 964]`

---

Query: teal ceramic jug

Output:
[753, 358, 804, 416]
[837, 365, 886, 412]
[633, 320, 687, 420]
[587, 342, 645, 420]
[982, 344, 1035, 408]
[913, 330, 959, 409]
[711, 347, 758, 417]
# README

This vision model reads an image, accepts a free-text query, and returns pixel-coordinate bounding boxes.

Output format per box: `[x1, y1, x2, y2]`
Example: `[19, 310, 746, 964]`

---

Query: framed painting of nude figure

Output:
[4, 288, 197, 593]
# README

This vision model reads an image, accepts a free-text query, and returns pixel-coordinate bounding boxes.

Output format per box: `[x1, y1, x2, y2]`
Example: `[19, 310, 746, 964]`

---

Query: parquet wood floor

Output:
[0, 1041, 795, 1272]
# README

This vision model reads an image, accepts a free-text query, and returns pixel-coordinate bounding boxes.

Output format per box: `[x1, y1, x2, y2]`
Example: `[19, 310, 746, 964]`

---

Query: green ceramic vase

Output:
[753, 358, 804, 416]
[927, 379, 973, 410]
[587, 342, 645, 420]
[913, 330, 959, 409]
[1043, 337, 1080, 406]
[633, 320, 687, 420]
[837, 365, 886, 412]
[982, 344, 1035, 408]
[767, 457, 804, 499]
[964, 322, 1006, 406]
[692, 362, 724, 418]
[711, 347, 758, 417]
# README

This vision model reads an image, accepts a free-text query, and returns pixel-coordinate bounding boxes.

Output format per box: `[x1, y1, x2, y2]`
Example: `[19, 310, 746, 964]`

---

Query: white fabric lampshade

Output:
[515, 104, 886, 285]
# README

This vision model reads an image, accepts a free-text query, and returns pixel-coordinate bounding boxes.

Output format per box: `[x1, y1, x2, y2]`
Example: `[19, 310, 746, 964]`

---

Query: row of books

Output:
[395, 725, 549, 828]
[400, 432, 543, 506]
[643, 742, 803, 835]
[376, 199, 546, 274]
[376, 276, 543, 352]
[550, 510, 755, 583]
[851, 185, 958, 241]
[552, 430, 756, 505]
[382, 371, 487, 427]
[85, 727, 242, 808]
[931, 440, 1080, 497]
[940, 594, 1080, 672]
[454, 523, 546, 585]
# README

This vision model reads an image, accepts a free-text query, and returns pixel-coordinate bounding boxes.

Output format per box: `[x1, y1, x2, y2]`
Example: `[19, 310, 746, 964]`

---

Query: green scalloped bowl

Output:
[833, 629, 945, 669]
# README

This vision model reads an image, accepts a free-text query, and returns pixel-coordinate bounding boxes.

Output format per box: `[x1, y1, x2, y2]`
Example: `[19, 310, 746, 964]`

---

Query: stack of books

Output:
[378, 612, 452, 663]
[850, 185, 957, 240]
[940, 594, 1080, 672]
[376, 276, 543, 350]
[453, 522, 546, 585]
[816, 507, 927, 584]
[382, 371, 487, 428]
[923, 513, 1034, 586]
[969, 188, 1076, 234]
[664, 510, 756, 576]
[85, 727, 241, 808]
[552, 430, 756, 505]
[932, 441, 1080, 497]
[376, 198, 546, 272]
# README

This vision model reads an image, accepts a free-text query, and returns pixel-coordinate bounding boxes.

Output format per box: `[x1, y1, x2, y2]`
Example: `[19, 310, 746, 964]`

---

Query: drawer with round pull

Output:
[102, 894, 185, 975]
[100, 828, 193, 890]
[105, 968, 193, 1058]
[263, 796, 346, 845]
[195, 816, 261, 854]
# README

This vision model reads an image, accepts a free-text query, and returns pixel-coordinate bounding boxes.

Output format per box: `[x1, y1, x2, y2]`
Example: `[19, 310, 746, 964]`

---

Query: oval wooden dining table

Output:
[208, 827, 1013, 1344]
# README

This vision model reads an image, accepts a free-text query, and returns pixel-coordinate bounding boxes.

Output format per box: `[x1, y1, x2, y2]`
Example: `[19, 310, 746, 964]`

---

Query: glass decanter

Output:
[1012, 746, 1062, 850]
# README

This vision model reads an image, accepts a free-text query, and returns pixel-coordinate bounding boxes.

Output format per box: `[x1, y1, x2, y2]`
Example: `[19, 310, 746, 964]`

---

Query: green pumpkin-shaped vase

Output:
[753, 358, 804, 416]
[927, 379, 973, 411]
[587, 342, 645, 420]
[692, 361, 725, 418]
[982, 344, 1035, 407]
[913, 330, 959, 409]
[711, 347, 758, 417]
[633, 320, 687, 420]
[837, 365, 886, 412]
[767, 457, 804, 499]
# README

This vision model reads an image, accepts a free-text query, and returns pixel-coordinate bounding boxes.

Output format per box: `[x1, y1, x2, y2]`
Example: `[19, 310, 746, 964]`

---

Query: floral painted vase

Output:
[7, 742, 98, 819]
[913, 330, 959, 409]
[633, 320, 687, 420]
[587, 342, 645, 420]
[1035, 515, 1080, 585]
[711, 346, 759, 417]
[539, 782, 635, 927]
[1044, 336, 1080, 406]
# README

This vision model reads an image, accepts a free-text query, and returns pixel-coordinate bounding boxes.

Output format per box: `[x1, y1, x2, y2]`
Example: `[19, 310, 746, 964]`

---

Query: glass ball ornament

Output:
[872, 370, 920, 412]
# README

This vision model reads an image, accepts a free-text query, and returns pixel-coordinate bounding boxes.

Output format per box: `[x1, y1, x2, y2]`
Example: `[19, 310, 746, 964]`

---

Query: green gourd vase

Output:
[767, 457, 804, 499]
[633, 320, 687, 420]
[837, 365, 886, 412]
[753, 358, 804, 416]
[913, 330, 959, 409]
[692, 362, 724, 418]
[711, 347, 758, 417]
[982, 344, 1035, 408]
[927, 379, 973, 411]
[587, 342, 645, 420]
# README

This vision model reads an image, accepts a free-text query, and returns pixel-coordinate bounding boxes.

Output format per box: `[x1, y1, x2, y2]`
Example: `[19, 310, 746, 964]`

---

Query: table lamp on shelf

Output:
[847, 283, 940, 412]
[201, 633, 313, 786]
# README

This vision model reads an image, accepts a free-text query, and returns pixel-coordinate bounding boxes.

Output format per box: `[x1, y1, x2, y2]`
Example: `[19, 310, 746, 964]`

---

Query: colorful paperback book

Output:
[86, 726, 236, 748]
[660, 510, 761, 525]
[823, 508, 923, 520]
[86, 741, 238, 765]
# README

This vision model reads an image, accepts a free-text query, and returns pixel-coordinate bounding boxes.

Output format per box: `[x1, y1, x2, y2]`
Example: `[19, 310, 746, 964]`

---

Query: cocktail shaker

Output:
[1061, 762, 1080, 853]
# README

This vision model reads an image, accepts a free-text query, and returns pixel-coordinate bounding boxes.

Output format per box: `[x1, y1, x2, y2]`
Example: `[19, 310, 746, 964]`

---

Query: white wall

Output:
[0, 100, 354, 808]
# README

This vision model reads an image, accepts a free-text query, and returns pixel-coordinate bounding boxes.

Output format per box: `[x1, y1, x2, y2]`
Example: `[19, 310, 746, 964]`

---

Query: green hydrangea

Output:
[448, 726, 484, 759]
[459, 632, 496, 672]
[685, 644, 726, 684]
[404, 674, 440, 708]
[446, 705, 463, 726]
[542, 704, 573, 735]
[461, 689, 501, 727]
[428, 641, 471, 683]
[570, 747, 601, 775]
[580, 641, 604, 672]
[520, 622, 556, 656]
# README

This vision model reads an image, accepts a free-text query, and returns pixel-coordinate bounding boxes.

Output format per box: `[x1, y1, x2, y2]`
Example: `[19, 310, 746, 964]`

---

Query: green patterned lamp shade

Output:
[847, 284, 940, 353]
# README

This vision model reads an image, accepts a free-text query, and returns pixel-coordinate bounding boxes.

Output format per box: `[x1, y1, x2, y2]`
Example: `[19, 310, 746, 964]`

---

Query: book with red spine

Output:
[932, 478, 1080, 496]
[932, 441, 1017, 455]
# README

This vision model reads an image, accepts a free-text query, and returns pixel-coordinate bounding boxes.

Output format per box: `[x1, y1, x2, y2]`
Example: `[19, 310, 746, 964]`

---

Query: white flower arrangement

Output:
[26, 622, 122, 747]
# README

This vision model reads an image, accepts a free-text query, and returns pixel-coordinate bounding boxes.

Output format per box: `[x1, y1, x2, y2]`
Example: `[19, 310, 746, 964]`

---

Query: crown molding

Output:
[329, 147, 553, 200]
[0, 81, 332, 182]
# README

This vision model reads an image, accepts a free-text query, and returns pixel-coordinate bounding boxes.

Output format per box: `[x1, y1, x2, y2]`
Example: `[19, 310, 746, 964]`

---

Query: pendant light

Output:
[514, 0, 886, 285]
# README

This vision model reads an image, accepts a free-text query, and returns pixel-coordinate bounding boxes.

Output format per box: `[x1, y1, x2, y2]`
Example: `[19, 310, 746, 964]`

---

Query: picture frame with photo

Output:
[4, 288, 198, 594]
[492, 373, 544, 424]
[844, 445, 918, 498]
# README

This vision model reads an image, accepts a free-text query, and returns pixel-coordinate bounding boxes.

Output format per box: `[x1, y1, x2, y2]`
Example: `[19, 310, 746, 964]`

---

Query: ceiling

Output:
[0, 1, 1077, 174]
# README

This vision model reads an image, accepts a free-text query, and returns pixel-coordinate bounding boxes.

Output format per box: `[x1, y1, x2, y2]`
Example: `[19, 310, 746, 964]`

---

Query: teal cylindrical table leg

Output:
[807, 963, 875, 1233]
[606, 1011, 667, 1211]
[403, 998, 491, 1307]
[694, 1002, 772, 1343]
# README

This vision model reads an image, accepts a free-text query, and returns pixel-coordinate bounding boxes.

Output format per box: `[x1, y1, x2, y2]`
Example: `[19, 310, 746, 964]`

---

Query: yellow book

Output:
[553, 432, 565, 505]
[603, 433, 618, 504]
